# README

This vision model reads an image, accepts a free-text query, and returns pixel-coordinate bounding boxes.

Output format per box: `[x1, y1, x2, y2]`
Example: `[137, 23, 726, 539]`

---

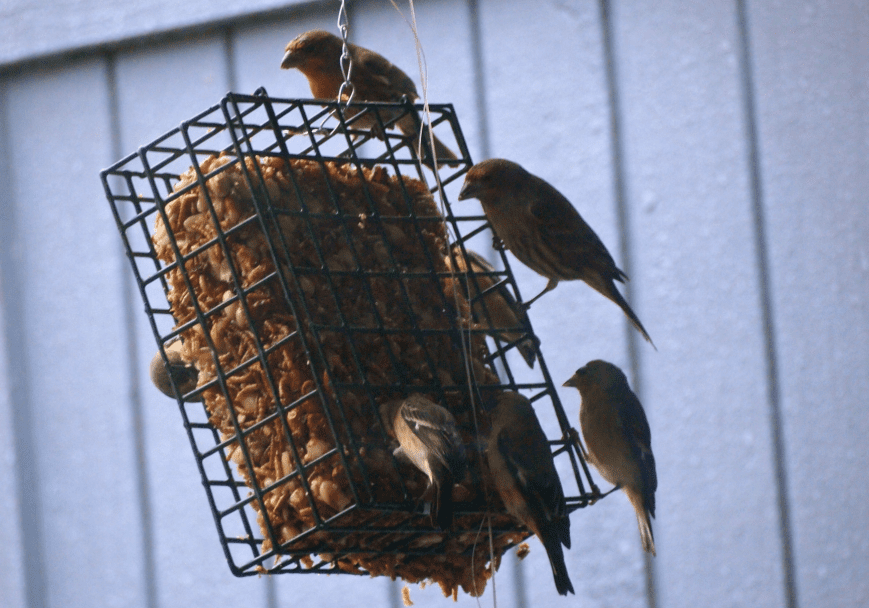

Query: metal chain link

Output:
[336, 0, 355, 105]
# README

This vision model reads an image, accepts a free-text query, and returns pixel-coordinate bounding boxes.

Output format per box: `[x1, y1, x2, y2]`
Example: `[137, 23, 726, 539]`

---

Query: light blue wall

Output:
[1, 1, 867, 607]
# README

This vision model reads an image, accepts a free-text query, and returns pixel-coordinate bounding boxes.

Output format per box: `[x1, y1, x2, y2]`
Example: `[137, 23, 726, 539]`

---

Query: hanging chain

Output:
[336, 0, 355, 105]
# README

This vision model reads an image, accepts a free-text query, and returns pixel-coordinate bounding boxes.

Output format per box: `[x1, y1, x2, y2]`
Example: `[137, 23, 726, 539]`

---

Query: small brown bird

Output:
[381, 394, 468, 529]
[149, 339, 201, 402]
[563, 360, 657, 555]
[487, 391, 574, 596]
[445, 246, 537, 367]
[457, 158, 654, 346]
[281, 29, 457, 166]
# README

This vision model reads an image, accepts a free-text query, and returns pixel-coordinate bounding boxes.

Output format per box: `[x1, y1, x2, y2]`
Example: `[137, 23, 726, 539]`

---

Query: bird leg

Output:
[587, 484, 621, 505]
[567, 427, 586, 458]
[568, 427, 606, 504]
[492, 235, 505, 251]
[522, 279, 559, 310]
[598, 484, 621, 499]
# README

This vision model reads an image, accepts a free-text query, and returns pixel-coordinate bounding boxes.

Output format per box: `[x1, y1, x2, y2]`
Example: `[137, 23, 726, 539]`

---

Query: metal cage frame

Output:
[101, 88, 599, 577]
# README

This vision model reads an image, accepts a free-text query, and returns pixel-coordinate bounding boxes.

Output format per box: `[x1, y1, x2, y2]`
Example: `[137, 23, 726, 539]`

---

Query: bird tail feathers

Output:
[540, 526, 575, 595]
[431, 470, 454, 530]
[604, 282, 656, 349]
[628, 490, 656, 556]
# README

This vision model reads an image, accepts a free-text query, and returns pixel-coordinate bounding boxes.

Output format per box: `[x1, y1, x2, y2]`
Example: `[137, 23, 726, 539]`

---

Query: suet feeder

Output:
[102, 89, 598, 596]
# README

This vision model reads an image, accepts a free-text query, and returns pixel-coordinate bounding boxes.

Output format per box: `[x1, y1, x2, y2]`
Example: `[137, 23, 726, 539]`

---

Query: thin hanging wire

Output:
[385, 0, 479, 456]
[336, 0, 355, 106]
[387, 4, 498, 606]
[331, 4, 500, 601]
[387, 0, 438, 171]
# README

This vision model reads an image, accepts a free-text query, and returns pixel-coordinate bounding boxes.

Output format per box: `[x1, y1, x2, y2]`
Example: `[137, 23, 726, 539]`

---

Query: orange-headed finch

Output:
[381, 394, 468, 529]
[457, 158, 653, 346]
[487, 391, 574, 595]
[564, 360, 657, 555]
[281, 29, 457, 166]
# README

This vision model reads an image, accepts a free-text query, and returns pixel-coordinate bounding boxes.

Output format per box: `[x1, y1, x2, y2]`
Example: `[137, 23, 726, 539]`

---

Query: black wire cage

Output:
[101, 89, 598, 587]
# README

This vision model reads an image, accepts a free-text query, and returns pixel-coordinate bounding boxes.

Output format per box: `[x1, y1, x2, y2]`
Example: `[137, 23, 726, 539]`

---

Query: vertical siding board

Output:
[612, 2, 789, 607]
[4, 59, 147, 607]
[232, 7, 334, 97]
[0, 218, 27, 608]
[0, 78, 30, 608]
[477, 0, 645, 606]
[746, 2, 869, 606]
[114, 36, 267, 608]
[734, 1, 797, 605]
[478, 0, 633, 367]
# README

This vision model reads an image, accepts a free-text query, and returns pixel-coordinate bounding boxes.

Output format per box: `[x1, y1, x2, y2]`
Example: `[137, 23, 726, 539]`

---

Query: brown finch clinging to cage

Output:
[457, 158, 654, 347]
[563, 360, 657, 555]
[281, 29, 458, 167]
[381, 394, 468, 530]
[445, 246, 537, 367]
[487, 391, 574, 596]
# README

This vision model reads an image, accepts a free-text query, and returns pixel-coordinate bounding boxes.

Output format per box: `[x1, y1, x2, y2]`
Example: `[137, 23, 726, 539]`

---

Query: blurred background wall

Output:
[1, 1, 867, 607]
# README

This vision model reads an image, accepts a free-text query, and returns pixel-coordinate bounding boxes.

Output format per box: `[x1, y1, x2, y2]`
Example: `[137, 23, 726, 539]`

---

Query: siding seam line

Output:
[734, 2, 799, 607]
[598, 1, 657, 606]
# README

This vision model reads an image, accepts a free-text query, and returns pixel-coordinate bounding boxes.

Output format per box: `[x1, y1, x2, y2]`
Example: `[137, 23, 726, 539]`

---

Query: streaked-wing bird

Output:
[382, 394, 468, 529]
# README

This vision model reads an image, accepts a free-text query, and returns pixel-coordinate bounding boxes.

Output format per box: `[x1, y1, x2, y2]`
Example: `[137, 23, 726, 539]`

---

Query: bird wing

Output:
[497, 430, 567, 523]
[400, 399, 465, 472]
[354, 47, 419, 100]
[466, 250, 521, 310]
[465, 249, 532, 328]
[526, 176, 625, 280]
[620, 392, 657, 515]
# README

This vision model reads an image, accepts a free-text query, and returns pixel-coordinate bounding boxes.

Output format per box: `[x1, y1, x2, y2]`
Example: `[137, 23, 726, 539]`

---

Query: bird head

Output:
[563, 360, 628, 393]
[458, 158, 525, 203]
[490, 390, 537, 429]
[281, 29, 344, 71]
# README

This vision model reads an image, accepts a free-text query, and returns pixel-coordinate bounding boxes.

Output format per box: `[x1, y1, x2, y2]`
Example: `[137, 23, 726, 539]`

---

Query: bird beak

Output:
[457, 180, 476, 201]
[280, 49, 298, 70]
[562, 375, 578, 388]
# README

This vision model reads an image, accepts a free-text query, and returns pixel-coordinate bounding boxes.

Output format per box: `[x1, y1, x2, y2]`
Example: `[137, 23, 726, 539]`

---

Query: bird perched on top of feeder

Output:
[281, 29, 458, 167]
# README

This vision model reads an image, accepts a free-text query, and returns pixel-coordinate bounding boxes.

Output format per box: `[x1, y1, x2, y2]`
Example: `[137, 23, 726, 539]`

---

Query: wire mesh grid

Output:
[101, 88, 599, 579]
